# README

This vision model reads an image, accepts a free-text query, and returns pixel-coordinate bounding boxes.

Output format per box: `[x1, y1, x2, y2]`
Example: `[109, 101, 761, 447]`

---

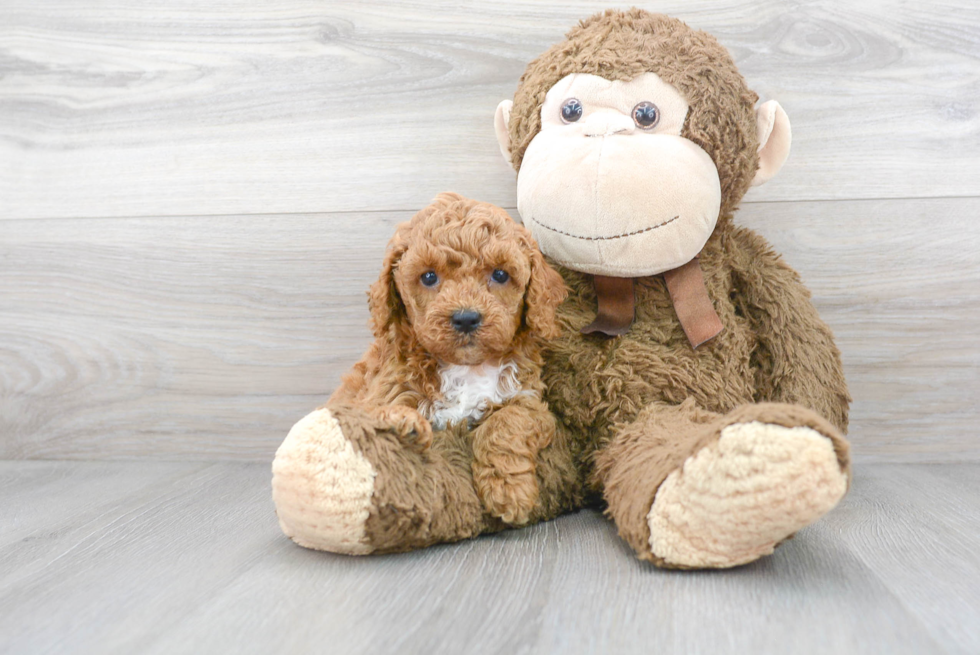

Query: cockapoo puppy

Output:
[328, 192, 567, 524]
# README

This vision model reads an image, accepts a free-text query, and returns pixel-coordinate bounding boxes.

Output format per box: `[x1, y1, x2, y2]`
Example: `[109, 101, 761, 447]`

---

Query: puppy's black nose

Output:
[450, 309, 482, 334]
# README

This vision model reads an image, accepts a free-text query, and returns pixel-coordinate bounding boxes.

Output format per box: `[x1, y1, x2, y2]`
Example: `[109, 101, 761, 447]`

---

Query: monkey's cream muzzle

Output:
[501, 73, 722, 277]
[517, 128, 721, 277]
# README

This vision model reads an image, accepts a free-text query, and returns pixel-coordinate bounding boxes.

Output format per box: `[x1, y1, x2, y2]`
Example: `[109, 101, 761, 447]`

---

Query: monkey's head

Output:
[494, 9, 791, 277]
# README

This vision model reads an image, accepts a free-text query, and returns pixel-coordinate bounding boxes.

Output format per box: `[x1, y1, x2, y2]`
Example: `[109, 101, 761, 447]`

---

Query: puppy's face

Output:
[370, 194, 566, 367]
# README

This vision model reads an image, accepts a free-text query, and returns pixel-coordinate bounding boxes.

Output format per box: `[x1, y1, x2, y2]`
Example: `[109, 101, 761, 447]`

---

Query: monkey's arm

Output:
[728, 226, 851, 433]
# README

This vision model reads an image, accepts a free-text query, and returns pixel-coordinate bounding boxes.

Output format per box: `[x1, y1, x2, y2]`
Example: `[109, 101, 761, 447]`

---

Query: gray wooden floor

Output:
[2, 1, 980, 653]
[1, 461, 978, 655]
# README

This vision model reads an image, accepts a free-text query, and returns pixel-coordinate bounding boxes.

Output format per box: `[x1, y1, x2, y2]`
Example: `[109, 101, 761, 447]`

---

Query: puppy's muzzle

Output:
[450, 309, 482, 334]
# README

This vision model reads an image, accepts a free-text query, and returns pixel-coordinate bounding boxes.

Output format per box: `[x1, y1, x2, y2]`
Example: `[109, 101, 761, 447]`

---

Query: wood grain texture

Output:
[823, 464, 980, 652]
[2, 197, 978, 462]
[1, 0, 978, 220]
[0, 461, 283, 654]
[2, 461, 975, 654]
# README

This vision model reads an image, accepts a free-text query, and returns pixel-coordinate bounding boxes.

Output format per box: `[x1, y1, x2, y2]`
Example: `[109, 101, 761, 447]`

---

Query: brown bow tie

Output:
[581, 257, 723, 348]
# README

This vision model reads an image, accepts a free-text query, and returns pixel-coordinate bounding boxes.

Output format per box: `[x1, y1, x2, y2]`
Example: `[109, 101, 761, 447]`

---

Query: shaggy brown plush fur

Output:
[328, 192, 569, 525]
[541, 226, 850, 463]
[539, 224, 851, 562]
[502, 10, 851, 564]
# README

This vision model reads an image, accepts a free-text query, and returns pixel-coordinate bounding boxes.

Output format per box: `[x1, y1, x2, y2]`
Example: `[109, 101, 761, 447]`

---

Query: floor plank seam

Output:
[3, 193, 979, 222]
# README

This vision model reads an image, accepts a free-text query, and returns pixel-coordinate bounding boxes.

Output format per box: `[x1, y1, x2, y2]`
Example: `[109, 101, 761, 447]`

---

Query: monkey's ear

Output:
[751, 100, 792, 187]
[494, 100, 516, 171]
[368, 226, 409, 339]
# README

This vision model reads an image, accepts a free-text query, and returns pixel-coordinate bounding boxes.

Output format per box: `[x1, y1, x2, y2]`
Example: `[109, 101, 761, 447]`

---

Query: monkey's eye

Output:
[420, 271, 439, 287]
[560, 98, 583, 123]
[491, 269, 510, 284]
[632, 101, 660, 129]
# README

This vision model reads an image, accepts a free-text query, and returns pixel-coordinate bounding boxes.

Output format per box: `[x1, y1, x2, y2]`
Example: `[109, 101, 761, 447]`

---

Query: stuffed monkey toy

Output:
[272, 9, 851, 568]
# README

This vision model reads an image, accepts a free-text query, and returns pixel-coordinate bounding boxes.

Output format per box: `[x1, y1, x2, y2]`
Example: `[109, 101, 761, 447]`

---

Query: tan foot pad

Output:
[647, 421, 847, 568]
[272, 409, 377, 554]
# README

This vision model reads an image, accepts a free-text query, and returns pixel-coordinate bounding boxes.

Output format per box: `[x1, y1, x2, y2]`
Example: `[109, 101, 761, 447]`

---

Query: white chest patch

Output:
[422, 360, 531, 430]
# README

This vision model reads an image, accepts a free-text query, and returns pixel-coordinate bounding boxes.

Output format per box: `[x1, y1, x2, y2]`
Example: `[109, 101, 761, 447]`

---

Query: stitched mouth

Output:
[525, 214, 680, 241]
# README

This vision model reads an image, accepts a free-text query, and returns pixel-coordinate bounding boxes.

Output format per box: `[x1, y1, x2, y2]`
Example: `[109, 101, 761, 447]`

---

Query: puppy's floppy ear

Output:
[368, 223, 410, 339]
[524, 246, 567, 340]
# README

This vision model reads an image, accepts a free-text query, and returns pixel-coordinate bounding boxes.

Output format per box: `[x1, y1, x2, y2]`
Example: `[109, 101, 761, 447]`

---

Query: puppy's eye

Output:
[491, 269, 510, 284]
[632, 101, 660, 129]
[420, 271, 439, 287]
[560, 98, 583, 124]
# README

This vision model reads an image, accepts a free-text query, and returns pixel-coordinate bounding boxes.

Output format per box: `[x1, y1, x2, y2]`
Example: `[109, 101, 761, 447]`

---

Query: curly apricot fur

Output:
[329, 193, 566, 522]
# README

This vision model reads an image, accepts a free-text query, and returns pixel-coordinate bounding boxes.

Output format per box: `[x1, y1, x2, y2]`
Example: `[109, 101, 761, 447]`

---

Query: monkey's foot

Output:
[646, 421, 848, 569]
[272, 408, 378, 554]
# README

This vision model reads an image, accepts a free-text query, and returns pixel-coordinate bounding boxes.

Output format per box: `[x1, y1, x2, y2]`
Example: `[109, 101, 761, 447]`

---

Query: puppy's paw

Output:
[375, 406, 433, 452]
[473, 463, 539, 525]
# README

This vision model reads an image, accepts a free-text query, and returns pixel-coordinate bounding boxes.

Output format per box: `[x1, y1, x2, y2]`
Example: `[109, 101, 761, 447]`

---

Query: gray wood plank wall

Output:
[2, 1, 979, 462]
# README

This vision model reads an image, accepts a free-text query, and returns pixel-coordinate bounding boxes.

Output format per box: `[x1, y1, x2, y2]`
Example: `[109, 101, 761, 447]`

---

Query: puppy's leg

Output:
[472, 397, 555, 525]
[372, 405, 433, 452]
